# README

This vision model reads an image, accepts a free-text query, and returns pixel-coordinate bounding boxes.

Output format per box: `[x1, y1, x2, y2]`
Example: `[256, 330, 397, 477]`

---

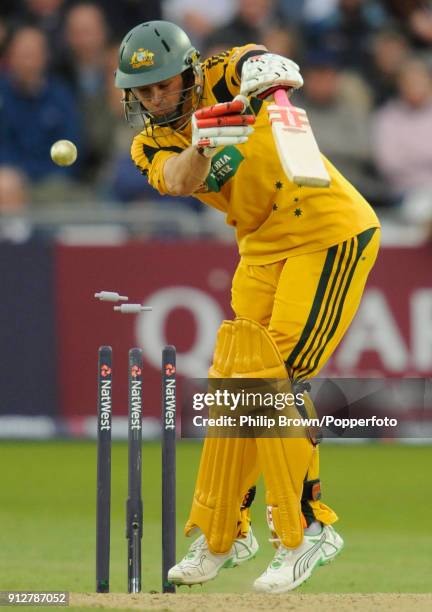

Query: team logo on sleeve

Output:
[130, 48, 155, 69]
[206, 146, 245, 192]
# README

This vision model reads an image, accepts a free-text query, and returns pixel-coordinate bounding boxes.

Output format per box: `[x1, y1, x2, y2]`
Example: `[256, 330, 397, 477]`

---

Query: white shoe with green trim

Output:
[253, 524, 343, 593]
[167, 527, 259, 586]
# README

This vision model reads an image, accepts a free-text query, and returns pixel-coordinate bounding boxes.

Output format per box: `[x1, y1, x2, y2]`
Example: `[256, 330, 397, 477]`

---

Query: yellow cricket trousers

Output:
[232, 228, 380, 378]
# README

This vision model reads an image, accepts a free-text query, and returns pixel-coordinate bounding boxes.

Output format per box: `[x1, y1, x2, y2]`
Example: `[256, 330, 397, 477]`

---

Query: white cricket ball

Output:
[50, 140, 78, 167]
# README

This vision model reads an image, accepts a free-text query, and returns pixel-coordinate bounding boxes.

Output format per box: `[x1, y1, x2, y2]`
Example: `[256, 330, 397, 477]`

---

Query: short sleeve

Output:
[131, 135, 180, 195]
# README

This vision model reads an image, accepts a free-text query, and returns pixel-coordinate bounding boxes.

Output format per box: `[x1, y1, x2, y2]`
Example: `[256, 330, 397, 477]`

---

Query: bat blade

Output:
[268, 90, 331, 188]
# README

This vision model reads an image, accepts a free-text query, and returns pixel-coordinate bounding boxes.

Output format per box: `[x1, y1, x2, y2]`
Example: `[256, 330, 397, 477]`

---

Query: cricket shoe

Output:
[167, 527, 259, 586]
[232, 527, 259, 565]
[253, 524, 343, 593]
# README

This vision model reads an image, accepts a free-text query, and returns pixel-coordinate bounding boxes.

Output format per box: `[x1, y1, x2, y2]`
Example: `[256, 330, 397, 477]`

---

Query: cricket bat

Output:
[268, 89, 331, 188]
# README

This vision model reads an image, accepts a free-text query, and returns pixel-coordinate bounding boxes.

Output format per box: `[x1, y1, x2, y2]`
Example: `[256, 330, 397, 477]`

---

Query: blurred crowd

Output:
[1, 0, 432, 241]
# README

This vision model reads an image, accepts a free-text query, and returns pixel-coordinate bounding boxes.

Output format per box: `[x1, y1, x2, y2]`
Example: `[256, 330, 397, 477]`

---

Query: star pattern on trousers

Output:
[294, 208, 303, 217]
[275, 181, 283, 190]
[272, 203, 278, 211]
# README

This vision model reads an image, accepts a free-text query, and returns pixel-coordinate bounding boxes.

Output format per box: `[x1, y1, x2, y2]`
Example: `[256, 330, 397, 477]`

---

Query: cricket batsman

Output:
[115, 21, 380, 593]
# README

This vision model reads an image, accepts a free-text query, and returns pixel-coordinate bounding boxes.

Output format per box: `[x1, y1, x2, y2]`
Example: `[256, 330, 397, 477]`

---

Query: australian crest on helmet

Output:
[130, 48, 155, 69]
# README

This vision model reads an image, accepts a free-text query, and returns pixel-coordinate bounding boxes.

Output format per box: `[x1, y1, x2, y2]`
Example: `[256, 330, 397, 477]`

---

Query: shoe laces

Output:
[185, 550, 197, 560]
[186, 534, 207, 559]
[270, 545, 290, 569]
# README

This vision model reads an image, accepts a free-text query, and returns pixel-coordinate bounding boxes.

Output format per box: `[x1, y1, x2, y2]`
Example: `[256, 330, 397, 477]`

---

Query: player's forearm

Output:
[163, 146, 211, 196]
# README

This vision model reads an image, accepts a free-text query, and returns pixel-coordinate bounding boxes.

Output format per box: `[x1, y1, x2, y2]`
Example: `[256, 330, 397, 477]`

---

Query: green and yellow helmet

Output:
[115, 21, 202, 131]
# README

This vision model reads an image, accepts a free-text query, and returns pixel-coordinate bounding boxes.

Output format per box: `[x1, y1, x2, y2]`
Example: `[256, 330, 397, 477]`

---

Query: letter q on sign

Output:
[136, 287, 224, 377]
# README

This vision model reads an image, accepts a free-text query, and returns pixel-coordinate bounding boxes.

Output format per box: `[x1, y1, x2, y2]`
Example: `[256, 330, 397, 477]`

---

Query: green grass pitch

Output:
[0, 441, 430, 594]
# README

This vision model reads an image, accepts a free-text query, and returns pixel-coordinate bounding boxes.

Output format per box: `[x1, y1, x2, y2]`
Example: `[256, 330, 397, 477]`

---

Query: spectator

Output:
[383, 1, 432, 49]
[204, 0, 282, 51]
[163, 0, 236, 47]
[11, 0, 68, 58]
[60, 2, 112, 180]
[61, 3, 108, 92]
[366, 28, 411, 107]
[372, 58, 432, 208]
[296, 51, 383, 204]
[303, 0, 387, 75]
[0, 26, 81, 185]
[261, 24, 301, 61]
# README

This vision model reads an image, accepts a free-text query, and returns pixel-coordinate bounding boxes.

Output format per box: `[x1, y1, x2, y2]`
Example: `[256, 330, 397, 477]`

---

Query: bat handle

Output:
[273, 88, 293, 108]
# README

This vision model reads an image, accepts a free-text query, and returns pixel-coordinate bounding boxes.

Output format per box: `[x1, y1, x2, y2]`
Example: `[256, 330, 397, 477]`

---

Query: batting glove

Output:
[240, 53, 303, 99]
[192, 95, 255, 157]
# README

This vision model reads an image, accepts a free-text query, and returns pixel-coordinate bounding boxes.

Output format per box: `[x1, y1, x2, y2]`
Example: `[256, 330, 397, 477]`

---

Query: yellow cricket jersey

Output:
[131, 45, 380, 265]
